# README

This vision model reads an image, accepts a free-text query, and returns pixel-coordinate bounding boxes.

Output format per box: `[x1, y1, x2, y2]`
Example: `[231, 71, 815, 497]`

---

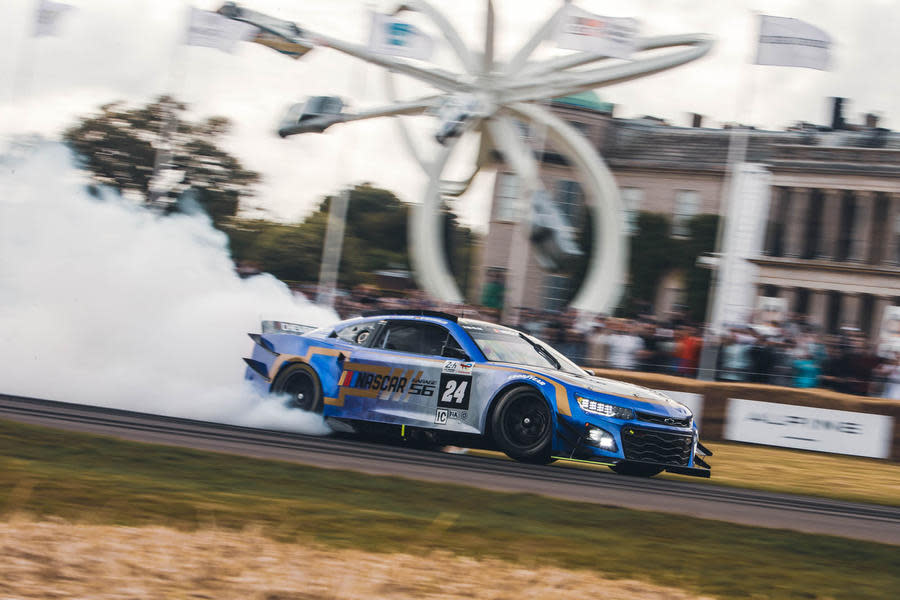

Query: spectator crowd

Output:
[314, 284, 900, 400]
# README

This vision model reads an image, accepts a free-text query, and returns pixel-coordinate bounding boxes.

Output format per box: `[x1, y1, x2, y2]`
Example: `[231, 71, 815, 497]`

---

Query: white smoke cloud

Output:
[0, 143, 336, 435]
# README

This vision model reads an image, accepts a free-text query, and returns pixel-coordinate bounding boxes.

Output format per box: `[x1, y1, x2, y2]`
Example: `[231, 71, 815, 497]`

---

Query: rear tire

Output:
[271, 362, 323, 413]
[490, 386, 554, 464]
[610, 462, 664, 477]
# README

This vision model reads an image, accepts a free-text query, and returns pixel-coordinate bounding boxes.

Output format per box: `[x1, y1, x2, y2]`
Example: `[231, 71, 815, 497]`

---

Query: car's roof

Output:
[360, 309, 458, 322]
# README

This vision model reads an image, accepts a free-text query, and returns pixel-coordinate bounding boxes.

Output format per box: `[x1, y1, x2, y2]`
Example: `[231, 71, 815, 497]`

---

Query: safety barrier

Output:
[593, 369, 900, 461]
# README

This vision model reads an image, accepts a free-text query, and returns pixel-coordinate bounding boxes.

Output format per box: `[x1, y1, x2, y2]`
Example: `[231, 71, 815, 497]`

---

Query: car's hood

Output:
[512, 364, 692, 417]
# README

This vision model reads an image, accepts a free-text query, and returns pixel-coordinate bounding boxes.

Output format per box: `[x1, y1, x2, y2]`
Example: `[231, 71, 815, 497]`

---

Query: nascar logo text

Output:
[339, 370, 408, 393]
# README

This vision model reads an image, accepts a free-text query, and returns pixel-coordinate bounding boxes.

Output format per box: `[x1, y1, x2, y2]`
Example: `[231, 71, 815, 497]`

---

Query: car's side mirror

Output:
[583, 368, 596, 376]
[442, 346, 469, 360]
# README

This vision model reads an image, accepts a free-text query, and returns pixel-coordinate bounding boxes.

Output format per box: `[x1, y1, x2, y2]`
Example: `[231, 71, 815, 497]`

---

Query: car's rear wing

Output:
[261, 320, 317, 335]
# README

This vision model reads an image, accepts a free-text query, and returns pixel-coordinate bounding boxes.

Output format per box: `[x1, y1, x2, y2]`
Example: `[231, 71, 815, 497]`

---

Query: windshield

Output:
[460, 320, 585, 375]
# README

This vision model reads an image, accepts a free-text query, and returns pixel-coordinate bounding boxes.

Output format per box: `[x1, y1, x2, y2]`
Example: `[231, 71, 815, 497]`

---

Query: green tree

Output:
[223, 184, 474, 291]
[618, 212, 719, 321]
[681, 214, 718, 322]
[64, 96, 259, 223]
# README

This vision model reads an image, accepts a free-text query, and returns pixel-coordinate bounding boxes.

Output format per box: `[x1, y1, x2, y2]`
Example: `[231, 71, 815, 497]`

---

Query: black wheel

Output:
[610, 462, 664, 477]
[490, 386, 553, 464]
[271, 363, 323, 413]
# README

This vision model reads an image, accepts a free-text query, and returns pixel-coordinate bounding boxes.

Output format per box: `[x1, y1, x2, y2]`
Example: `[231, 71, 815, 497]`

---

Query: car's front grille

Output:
[636, 411, 692, 428]
[621, 426, 693, 466]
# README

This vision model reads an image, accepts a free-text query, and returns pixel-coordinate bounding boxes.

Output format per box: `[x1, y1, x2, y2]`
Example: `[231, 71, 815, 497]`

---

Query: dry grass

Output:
[3, 418, 898, 599]
[1, 516, 713, 600]
[688, 441, 900, 506]
[468, 439, 900, 506]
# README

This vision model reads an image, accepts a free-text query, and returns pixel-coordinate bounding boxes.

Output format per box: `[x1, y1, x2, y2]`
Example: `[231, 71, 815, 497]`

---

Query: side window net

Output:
[336, 324, 374, 345]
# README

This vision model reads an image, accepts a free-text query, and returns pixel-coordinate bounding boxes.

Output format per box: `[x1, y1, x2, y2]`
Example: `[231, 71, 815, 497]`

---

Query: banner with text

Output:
[755, 15, 831, 71]
[368, 13, 434, 60]
[725, 398, 893, 458]
[553, 5, 638, 59]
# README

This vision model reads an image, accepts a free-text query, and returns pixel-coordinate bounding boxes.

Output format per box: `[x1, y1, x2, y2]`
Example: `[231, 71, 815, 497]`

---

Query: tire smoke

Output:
[0, 143, 335, 435]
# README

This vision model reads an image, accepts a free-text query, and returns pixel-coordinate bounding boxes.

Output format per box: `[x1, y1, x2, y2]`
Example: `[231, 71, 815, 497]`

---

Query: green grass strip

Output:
[1, 418, 896, 599]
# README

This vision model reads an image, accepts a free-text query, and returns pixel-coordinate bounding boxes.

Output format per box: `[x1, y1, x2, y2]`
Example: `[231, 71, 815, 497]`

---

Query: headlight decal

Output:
[576, 396, 635, 420]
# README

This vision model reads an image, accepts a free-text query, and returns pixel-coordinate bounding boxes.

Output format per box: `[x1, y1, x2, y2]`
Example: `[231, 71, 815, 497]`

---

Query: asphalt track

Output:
[2, 393, 899, 545]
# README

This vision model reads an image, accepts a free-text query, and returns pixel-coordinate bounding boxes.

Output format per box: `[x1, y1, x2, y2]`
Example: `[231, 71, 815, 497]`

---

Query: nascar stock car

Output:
[243, 310, 712, 477]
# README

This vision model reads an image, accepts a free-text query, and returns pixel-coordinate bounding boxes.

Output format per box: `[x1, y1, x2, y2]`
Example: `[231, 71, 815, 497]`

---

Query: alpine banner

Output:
[725, 398, 894, 459]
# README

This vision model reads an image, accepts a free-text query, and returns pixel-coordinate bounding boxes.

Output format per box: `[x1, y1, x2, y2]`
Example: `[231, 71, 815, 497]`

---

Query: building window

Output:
[495, 173, 519, 222]
[860, 293, 875, 337]
[795, 287, 810, 315]
[893, 211, 900, 264]
[621, 187, 643, 235]
[673, 190, 700, 237]
[826, 291, 841, 334]
[567, 120, 589, 137]
[542, 274, 569, 312]
[836, 192, 854, 261]
[553, 179, 583, 222]
[514, 119, 532, 142]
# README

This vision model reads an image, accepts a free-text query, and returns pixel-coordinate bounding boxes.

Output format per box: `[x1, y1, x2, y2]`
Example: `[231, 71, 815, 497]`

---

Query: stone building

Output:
[476, 95, 900, 338]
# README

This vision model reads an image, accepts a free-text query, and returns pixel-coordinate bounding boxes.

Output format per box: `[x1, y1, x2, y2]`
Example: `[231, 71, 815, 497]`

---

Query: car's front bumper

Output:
[556, 417, 712, 478]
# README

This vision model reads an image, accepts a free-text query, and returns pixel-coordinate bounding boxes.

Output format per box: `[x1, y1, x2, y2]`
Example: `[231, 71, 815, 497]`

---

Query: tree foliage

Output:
[63, 96, 259, 223]
[223, 184, 474, 291]
[619, 212, 719, 322]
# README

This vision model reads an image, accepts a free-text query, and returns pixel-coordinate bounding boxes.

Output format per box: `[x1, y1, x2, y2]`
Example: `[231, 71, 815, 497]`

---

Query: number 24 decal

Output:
[438, 373, 472, 410]
[441, 379, 468, 404]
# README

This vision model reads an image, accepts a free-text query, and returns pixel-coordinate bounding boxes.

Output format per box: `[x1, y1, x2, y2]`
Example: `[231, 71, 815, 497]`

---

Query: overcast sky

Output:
[2, 0, 898, 230]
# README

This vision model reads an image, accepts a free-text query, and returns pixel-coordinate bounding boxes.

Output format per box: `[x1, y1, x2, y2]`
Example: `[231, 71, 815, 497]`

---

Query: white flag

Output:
[185, 7, 258, 53]
[554, 5, 638, 59]
[33, 0, 74, 37]
[755, 15, 831, 70]
[368, 13, 434, 60]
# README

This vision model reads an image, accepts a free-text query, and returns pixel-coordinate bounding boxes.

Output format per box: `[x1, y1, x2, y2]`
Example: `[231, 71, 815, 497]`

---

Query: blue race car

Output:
[244, 310, 712, 477]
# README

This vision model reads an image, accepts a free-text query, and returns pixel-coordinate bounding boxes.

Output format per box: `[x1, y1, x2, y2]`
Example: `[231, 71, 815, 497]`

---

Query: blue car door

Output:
[337, 319, 477, 432]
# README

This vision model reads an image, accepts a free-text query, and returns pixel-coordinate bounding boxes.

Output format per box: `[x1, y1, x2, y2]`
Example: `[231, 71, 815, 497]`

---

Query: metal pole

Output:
[502, 103, 552, 326]
[316, 187, 351, 308]
[696, 125, 749, 380]
[697, 15, 759, 379]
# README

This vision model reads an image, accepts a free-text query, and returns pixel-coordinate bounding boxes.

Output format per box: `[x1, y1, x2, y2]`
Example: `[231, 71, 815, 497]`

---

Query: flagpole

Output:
[696, 12, 760, 380]
[316, 9, 372, 309]
[148, 3, 195, 207]
[7, 0, 54, 146]
[696, 10, 831, 379]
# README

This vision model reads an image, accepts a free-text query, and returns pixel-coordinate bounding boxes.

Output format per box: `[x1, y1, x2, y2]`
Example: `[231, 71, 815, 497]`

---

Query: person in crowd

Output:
[325, 284, 896, 397]
[605, 319, 645, 371]
[717, 331, 751, 382]
[770, 338, 796, 387]
[586, 321, 609, 368]
[480, 269, 505, 311]
[875, 354, 900, 399]
[636, 320, 663, 372]
[748, 332, 777, 384]
[792, 350, 820, 388]
[674, 325, 702, 377]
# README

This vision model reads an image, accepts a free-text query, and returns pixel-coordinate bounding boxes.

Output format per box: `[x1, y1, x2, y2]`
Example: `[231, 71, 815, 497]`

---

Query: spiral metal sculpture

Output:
[220, 1, 713, 313]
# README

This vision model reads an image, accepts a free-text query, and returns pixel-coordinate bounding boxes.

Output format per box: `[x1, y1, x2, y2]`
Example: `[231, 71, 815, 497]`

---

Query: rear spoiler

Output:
[261, 320, 317, 335]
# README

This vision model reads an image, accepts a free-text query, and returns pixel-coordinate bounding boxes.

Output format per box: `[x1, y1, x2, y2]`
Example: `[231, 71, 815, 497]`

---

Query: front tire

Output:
[490, 386, 553, 464]
[270, 362, 323, 413]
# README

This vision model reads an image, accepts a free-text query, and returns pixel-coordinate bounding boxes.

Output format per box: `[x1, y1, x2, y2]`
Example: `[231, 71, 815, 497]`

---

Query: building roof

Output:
[600, 121, 900, 175]
[552, 91, 614, 114]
